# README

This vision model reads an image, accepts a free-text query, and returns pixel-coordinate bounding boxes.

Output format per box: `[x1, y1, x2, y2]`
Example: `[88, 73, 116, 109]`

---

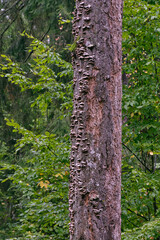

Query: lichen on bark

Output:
[69, 0, 123, 239]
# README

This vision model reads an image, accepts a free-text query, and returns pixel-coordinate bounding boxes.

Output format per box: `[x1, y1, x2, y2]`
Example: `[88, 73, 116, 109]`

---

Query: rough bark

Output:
[69, 1, 122, 239]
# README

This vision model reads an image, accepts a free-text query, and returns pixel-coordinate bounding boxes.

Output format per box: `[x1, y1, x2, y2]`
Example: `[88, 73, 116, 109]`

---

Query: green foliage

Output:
[122, 0, 160, 238]
[123, 0, 160, 153]
[0, 0, 160, 239]
[122, 159, 160, 228]
[122, 218, 160, 239]
[1, 120, 70, 239]
[1, 34, 73, 133]
[0, 0, 74, 61]
[0, 36, 73, 239]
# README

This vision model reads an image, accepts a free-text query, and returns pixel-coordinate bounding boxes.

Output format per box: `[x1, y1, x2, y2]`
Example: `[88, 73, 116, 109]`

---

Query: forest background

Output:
[0, 0, 160, 239]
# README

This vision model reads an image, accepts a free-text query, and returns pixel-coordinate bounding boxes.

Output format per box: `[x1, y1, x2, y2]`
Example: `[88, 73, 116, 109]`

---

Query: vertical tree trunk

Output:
[69, 1, 123, 239]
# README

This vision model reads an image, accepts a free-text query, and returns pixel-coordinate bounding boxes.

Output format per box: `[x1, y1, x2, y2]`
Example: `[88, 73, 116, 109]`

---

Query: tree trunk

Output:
[69, 1, 123, 239]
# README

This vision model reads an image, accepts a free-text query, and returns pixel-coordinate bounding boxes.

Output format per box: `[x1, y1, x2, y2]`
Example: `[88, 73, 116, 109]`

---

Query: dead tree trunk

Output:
[69, 0, 123, 239]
